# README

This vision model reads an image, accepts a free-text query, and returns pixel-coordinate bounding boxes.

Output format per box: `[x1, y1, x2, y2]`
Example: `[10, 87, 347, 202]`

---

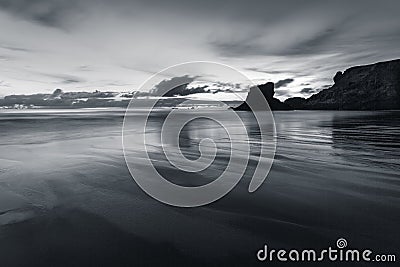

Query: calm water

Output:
[0, 109, 399, 266]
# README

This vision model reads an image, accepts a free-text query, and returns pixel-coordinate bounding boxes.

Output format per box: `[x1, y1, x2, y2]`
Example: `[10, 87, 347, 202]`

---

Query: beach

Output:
[0, 109, 399, 266]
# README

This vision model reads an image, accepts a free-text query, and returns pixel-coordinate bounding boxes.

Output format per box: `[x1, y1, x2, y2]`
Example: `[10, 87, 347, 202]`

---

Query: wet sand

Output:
[0, 109, 399, 266]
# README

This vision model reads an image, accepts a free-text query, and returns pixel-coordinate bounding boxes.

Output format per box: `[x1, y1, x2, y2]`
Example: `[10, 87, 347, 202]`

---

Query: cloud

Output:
[40, 73, 86, 84]
[62, 78, 83, 84]
[0, 0, 78, 28]
[299, 87, 322, 95]
[0, 44, 32, 52]
[150, 75, 209, 97]
[0, 80, 11, 87]
[300, 87, 314, 93]
[275, 78, 294, 88]
[245, 68, 285, 75]
[275, 89, 290, 97]
[0, 0, 400, 99]
[212, 88, 233, 94]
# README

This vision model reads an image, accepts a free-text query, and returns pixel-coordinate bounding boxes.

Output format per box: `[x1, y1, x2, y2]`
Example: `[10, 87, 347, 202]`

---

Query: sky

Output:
[1, 0, 400, 100]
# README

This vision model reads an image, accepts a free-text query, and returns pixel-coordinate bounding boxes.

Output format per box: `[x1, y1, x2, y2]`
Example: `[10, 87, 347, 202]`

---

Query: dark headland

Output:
[285, 59, 400, 110]
[234, 59, 400, 111]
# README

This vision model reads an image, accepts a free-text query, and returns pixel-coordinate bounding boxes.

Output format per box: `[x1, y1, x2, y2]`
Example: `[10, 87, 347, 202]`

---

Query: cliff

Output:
[285, 59, 400, 110]
[234, 82, 292, 111]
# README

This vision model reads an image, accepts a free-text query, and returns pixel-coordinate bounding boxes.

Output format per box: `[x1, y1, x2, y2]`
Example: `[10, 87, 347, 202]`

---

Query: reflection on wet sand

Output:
[0, 109, 399, 266]
[330, 111, 400, 170]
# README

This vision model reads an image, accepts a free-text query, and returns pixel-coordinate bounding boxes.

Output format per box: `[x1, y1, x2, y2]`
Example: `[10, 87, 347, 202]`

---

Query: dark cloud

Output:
[150, 75, 209, 97]
[62, 79, 82, 84]
[282, 28, 340, 56]
[275, 78, 294, 88]
[245, 68, 281, 74]
[300, 87, 319, 94]
[210, 28, 343, 58]
[1, 0, 302, 30]
[213, 88, 234, 94]
[208, 19, 344, 57]
[40, 73, 86, 84]
[246, 68, 286, 75]
[0, 0, 79, 28]
[206, 1, 400, 58]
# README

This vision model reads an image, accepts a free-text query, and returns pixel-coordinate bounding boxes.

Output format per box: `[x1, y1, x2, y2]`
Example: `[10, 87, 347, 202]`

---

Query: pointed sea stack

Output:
[234, 82, 292, 111]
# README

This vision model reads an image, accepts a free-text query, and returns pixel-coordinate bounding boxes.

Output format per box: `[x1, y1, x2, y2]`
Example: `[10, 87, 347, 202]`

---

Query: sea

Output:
[0, 108, 399, 266]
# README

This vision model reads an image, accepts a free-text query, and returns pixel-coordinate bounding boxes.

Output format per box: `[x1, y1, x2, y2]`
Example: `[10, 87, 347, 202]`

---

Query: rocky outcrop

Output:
[285, 59, 400, 110]
[234, 82, 292, 111]
[284, 97, 307, 109]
